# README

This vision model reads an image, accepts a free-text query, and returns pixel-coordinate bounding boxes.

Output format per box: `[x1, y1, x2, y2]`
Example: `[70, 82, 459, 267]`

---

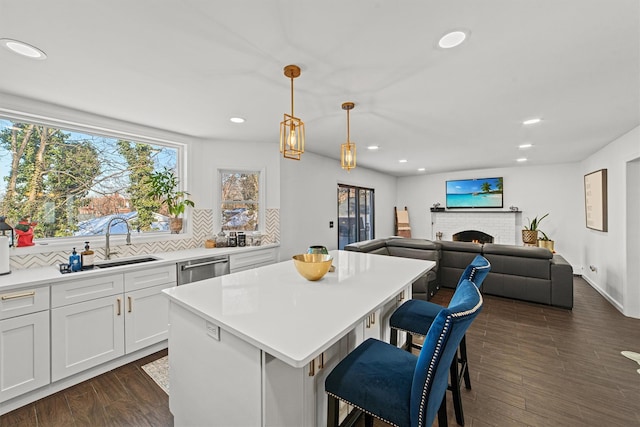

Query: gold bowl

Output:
[292, 254, 333, 281]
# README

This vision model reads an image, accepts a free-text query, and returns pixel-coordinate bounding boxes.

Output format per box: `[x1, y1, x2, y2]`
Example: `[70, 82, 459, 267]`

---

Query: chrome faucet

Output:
[105, 217, 132, 260]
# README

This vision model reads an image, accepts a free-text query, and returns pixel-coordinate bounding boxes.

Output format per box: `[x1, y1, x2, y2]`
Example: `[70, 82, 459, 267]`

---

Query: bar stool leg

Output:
[459, 335, 472, 389]
[327, 395, 339, 427]
[438, 396, 448, 427]
[449, 347, 465, 426]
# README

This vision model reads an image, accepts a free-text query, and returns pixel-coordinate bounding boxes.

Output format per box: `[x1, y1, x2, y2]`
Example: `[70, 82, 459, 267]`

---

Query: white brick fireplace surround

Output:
[431, 211, 522, 245]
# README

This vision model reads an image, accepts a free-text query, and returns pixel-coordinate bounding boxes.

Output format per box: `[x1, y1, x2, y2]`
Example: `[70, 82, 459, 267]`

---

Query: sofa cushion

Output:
[482, 243, 552, 260]
[437, 241, 483, 254]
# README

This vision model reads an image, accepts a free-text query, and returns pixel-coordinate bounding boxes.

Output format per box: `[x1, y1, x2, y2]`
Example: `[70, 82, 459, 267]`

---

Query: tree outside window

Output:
[0, 118, 179, 240]
[220, 170, 260, 231]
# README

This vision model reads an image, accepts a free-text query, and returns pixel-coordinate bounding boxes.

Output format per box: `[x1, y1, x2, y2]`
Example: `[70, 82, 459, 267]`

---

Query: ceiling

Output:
[0, 1, 638, 177]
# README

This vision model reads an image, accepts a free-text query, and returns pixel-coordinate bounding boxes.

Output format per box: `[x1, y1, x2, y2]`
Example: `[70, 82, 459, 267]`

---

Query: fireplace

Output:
[431, 211, 521, 245]
[453, 230, 494, 244]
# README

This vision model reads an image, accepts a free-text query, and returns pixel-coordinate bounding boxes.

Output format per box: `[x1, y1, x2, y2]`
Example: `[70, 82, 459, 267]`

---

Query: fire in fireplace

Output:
[452, 230, 494, 244]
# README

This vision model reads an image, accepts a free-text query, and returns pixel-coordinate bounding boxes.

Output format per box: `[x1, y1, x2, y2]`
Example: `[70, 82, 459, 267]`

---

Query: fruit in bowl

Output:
[292, 254, 333, 281]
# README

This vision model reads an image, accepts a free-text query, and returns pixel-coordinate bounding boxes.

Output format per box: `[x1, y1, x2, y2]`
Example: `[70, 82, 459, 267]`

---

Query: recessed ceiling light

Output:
[438, 31, 468, 49]
[229, 117, 245, 123]
[399, 159, 408, 163]
[0, 39, 47, 60]
[517, 158, 528, 162]
[523, 118, 541, 125]
[519, 143, 533, 149]
[367, 145, 380, 150]
[417, 168, 426, 172]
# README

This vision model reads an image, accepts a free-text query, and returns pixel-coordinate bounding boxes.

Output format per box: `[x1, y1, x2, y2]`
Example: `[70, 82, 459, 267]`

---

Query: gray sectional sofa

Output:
[344, 238, 574, 309]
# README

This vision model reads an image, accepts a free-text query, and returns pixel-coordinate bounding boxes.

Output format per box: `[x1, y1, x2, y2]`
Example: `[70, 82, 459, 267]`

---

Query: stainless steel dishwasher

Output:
[176, 255, 230, 285]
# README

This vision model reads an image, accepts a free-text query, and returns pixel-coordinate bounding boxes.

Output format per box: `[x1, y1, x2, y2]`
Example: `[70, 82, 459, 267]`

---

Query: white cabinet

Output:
[125, 283, 170, 353]
[263, 336, 346, 427]
[0, 285, 50, 403]
[51, 264, 176, 381]
[51, 295, 125, 382]
[230, 247, 277, 273]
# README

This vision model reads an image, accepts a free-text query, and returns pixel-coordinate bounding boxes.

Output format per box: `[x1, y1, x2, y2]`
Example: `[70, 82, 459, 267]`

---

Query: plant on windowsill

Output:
[522, 213, 548, 245]
[147, 167, 195, 234]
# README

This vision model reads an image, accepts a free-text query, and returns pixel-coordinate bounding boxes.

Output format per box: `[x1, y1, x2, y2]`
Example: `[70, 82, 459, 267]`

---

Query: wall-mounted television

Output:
[446, 177, 503, 208]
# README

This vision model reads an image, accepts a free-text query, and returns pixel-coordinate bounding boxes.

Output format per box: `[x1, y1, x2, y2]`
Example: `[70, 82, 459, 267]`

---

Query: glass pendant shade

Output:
[280, 65, 305, 160]
[341, 141, 356, 171]
[340, 102, 357, 171]
[280, 114, 305, 160]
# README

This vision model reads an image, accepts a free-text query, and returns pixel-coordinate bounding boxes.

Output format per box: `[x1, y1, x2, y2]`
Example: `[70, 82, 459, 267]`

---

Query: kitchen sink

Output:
[94, 256, 159, 269]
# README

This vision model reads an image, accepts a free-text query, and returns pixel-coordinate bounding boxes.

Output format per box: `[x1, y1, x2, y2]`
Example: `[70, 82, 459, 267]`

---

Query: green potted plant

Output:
[522, 213, 548, 245]
[147, 167, 195, 234]
[537, 230, 555, 252]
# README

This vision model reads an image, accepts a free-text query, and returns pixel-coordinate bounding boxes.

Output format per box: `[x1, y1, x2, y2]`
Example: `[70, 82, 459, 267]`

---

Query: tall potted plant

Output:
[522, 213, 548, 245]
[147, 167, 195, 234]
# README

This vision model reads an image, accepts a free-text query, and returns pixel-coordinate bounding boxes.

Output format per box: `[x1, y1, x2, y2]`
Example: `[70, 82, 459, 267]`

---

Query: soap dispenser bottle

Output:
[69, 248, 81, 272]
[81, 241, 94, 270]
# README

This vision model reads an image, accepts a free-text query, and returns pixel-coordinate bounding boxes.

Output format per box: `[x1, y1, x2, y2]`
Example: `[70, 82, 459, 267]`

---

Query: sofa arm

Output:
[551, 254, 573, 309]
[344, 239, 390, 255]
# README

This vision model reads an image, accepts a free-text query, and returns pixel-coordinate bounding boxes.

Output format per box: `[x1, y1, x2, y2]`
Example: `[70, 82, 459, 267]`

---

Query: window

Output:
[0, 117, 180, 241]
[220, 170, 261, 231]
[338, 184, 374, 250]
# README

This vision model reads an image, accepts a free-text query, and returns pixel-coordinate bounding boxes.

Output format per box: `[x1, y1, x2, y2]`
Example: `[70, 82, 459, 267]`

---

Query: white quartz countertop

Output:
[163, 250, 435, 368]
[0, 244, 278, 292]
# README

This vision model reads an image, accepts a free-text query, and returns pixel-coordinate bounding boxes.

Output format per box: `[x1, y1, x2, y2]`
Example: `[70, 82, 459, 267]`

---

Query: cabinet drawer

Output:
[230, 248, 277, 272]
[0, 286, 50, 320]
[125, 265, 177, 292]
[52, 275, 124, 308]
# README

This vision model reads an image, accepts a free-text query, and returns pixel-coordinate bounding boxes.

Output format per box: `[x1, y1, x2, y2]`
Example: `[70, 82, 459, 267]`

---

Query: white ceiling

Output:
[1, 1, 638, 176]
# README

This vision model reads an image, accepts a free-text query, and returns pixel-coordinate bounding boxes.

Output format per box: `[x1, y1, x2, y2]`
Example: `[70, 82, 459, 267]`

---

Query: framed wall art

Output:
[584, 168, 608, 232]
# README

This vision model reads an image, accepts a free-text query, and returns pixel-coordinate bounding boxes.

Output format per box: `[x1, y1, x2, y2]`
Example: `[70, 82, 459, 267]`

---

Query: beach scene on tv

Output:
[446, 177, 503, 208]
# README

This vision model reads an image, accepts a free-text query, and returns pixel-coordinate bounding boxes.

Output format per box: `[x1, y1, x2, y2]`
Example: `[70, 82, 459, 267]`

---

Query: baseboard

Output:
[581, 275, 625, 314]
[1, 341, 167, 416]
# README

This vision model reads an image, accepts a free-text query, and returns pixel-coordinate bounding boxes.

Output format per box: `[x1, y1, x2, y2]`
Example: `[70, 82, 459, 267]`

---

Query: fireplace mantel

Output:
[431, 211, 522, 245]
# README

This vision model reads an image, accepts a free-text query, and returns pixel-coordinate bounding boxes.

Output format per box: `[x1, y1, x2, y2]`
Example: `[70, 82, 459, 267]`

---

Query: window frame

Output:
[0, 109, 190, 253]
[217, 168, 265, 234]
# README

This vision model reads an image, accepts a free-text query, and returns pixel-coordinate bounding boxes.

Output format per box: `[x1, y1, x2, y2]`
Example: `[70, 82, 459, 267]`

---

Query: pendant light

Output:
[279, 65, 305, 160]
[340, 102, 357, 171]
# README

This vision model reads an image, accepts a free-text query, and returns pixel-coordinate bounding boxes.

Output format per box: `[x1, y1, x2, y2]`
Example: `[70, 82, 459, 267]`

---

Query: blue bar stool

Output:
[389, 255, 490, 426]
[325, 279, 483, 427]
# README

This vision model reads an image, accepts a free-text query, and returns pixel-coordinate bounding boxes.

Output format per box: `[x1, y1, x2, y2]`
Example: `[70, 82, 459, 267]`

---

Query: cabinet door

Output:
[0, 311, 50, 403]
[125, 283, 170, 353]
[230, 248, 277, 273]
[51, 295, 125, 382]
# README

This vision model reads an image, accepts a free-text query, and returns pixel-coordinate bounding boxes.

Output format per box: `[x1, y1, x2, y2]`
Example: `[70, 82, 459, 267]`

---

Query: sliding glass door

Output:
[338, 184, 374, 250]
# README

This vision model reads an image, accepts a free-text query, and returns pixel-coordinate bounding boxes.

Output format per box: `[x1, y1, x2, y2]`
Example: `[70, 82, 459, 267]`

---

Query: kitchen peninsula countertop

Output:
[0, 243, 278, 292]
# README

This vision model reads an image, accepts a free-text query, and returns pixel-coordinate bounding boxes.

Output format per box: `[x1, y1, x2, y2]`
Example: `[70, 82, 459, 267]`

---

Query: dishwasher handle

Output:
[180, 258, 229, 271]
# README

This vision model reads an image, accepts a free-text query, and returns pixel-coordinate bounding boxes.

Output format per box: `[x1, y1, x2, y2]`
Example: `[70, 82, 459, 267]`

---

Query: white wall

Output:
[279, 152, 397, 260]
[190, 139, 281, 230]
[581, 126, 640, 317]
[396, 163, 583, 268]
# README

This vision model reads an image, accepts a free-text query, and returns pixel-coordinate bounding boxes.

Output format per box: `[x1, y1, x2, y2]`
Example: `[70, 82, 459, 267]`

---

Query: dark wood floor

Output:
[2, 276, 639, 426]
[0, 350, 172, 427]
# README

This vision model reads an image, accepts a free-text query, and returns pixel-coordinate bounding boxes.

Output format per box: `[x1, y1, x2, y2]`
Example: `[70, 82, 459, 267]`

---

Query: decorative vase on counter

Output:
[307, 245, 329, 255]
[15, 218, 37, 247]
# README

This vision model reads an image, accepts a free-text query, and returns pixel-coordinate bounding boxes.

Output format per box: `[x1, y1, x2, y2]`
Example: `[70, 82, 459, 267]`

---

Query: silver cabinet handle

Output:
[1, 291, 36, 300]
[181, 259, 229, 271]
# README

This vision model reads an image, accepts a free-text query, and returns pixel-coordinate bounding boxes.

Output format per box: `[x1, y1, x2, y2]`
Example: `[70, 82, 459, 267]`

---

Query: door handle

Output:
[1, 291, 36, 300]
[128, 296, 132, 313]
[116, 298, 121, 316]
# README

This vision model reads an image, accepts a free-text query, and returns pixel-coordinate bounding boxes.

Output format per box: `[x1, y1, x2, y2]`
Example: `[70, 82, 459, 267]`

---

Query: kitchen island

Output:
[163, 250, 434, 426]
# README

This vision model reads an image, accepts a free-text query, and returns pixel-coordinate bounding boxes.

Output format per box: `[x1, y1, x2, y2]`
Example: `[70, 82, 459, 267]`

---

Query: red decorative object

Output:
[15, 218, 37, 247]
